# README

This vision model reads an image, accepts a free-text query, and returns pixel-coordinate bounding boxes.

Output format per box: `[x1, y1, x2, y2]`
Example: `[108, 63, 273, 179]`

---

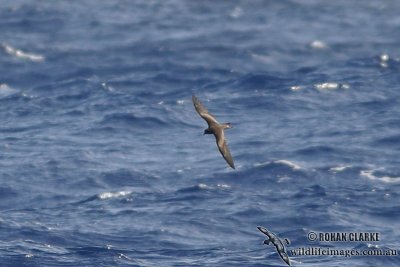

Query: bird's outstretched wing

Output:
[192, 95, 219, 127]
[278, 250, 291, 266]
[257, 227, 271, 237]
[214, 128, 235, 169]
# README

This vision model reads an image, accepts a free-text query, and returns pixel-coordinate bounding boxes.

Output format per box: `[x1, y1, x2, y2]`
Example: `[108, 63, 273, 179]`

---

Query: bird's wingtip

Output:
[257, 226, 265, 231]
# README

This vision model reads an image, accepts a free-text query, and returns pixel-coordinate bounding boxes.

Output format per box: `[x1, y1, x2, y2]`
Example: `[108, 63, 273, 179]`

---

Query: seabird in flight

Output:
[257, 226, 291, 266]
[192, 95, 235, 169]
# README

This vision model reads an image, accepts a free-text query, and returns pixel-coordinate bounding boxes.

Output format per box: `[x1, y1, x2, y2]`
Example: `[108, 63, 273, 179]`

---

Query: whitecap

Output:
[188, 183, 231, 190]
[310, 40, 328, 49]
[2, 43, 45, 62]
[98, 190, 132, 200]
[274, 160, 302, 170]
[380, 53, 389, 62]
[329, 165, 352, 172]
[118, 253, 130, 259]
[314, 82, 350, 91]
[290, 85, 304, 91]
[314, 83, 338, 90]
[197, 183, 208, 189]
[101, 82, 114, 92]
[250, 53, 275, 64]
[0, 83, 18, 98]
[253, 161, 269, 167]
[360, 170, 400, 183]
[379, 53, 390, 68]
[229, 6, 243, 18]
[254, 160, 302, 170]
[217, 183, 231, 189]
[277, 176, 292, 182]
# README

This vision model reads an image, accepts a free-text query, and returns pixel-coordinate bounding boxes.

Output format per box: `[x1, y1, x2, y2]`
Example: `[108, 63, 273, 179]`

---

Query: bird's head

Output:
[203, 129, 212, 135]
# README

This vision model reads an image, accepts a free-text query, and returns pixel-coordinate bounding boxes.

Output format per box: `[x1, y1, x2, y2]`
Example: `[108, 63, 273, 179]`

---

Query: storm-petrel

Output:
[257, 226, 291, 266]
[192, 95, 235, 169]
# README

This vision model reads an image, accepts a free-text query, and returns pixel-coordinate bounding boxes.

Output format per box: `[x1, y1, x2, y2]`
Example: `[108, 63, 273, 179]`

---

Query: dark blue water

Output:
[1, 1, 400, 266]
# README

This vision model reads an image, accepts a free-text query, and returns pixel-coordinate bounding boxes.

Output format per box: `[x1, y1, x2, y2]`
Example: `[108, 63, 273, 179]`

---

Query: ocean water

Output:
[1, 1, 400, 266]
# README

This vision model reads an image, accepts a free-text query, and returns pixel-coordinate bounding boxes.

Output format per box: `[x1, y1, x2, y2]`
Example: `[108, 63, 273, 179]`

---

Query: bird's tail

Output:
[222, 123, 232, 129]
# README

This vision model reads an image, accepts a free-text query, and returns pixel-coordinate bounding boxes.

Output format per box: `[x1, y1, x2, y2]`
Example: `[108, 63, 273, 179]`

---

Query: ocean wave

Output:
[234, 73, 290, 92]
[0, 83, 18, 98]
[379, 53, 390, 68]
[290, 82, 350, 91]
[98, 190, 132, 200]
[314, 82, 350, 91]
[295, 145, 337, 157]
[309, 40, 328, 50]
[292, 184, 326, 198]
[0, 186, 18, 199]
[329, 165, 352, 173]
[100, 113, 167, 128]
[360, 169, 400, 184]
[374, 134, 400, 147]
[99, 169, 155, 188]
[1, 1, 400, 266]
[76, 190, 134, 204]
[2, 43, 45, 62]
[273, 160, 302, 170]
[254, 160, 302, 170]
[177, 183, 231, 193]
[378, 53, 400, 68]
[290, 85, 305, 91]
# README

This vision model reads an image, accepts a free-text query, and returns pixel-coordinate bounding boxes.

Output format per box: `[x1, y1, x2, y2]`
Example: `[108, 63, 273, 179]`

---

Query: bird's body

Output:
[192, 95, 235, 169]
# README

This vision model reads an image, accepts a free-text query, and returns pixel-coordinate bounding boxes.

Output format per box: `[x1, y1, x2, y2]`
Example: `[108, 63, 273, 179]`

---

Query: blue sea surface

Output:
[1, 1, 400, 266]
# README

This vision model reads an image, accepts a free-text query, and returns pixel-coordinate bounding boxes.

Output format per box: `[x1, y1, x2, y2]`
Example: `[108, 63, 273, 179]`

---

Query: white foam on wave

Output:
[251, 53, 274, 64]
[314, 83, 350, 91]
[196, 183, 230, 190]
[291, 83, 350, 92]
[360, 170, 400, 183]
[198, 183, 208, 189]
[310, 40, 328, 49]
[2, 43, 45, 62]
[23, 239, 68, 254]
[290, 85, 304, 91]
[379, 53, 390, 68]
[217, 183, 231, 189]
[98, 190, 132, 200]
[0, 84, 33, 99]
[254, 160, 302, 170]
[277, 176, 292, 183]
[101, 82, 115, 92]
[380, 53, 389, 62]
[0, 83, 18, 97]
[329, 165, 352, 173]
[229, 6, 243, 18]
[274, 160, 302, 170]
